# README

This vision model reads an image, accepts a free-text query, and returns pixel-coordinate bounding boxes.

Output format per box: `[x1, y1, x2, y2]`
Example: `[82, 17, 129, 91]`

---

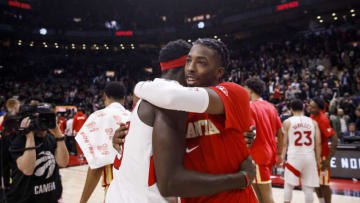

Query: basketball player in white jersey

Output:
[106, 39, 256, 203]
[281, 99, 322, 203]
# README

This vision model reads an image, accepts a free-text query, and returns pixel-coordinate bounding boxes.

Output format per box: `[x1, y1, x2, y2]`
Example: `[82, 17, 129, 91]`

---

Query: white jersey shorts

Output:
[284, 154, 319, 187]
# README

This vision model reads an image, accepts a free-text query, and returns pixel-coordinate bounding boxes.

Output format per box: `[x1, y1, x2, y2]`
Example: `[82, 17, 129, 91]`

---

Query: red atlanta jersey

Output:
[182, 82, 257, 203]
[310, 112, 334, 157]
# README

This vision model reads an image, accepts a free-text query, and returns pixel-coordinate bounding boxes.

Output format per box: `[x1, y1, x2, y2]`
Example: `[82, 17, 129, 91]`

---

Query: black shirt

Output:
[7, 133, 62, 203]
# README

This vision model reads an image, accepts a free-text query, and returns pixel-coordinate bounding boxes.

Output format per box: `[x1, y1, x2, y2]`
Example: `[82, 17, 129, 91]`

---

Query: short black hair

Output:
[312, 97, 325, 110]
[290, 99, 304, 111]
[159, 39, 191, 72]
[245, 78, 265, 96]
[104, 82, 126, 100]
[193, 38, 230, 69]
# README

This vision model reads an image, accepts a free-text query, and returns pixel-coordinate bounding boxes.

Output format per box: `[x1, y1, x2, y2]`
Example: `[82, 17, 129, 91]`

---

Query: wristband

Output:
[56, 136, 66, 142]
[240, 171, 250, 188]
[24, 147, 37, 151]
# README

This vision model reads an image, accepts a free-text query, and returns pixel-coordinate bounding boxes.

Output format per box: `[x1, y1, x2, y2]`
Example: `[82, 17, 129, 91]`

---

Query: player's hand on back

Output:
[238, 156, 256, 187]
[243, 126, 256, 148]
[112, 123, 128, 153]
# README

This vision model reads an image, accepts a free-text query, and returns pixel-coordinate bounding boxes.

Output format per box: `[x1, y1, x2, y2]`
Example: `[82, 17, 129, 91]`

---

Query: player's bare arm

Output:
[133, 79, 256, 144]
[276, 128, 284, 167]
[322, 133, 338, 171]
[280, 119, 290, 166]
[312, 120, 322, 168]
[152, 108, 255, 197]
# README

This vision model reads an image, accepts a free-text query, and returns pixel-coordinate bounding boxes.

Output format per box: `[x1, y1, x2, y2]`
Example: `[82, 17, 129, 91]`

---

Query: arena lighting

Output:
[82, 47, 86, 50]
[8, 0, 31, 10]
[214, 35, 218, 39]
[352, 13, 356, 17]
[116, 31, 133, 36]
[39, 28, 47, 35]
[317, 16, 321, 19]
[121, 47, 125, 50]
[319, 19, 324, 23]
[197, 21, 205, 29]
[277, 1, 299, 11]
[334, 16, 338, 20]
[217, 38, 221, 41]
[332, 13, 336, 16]
[350, 9, 355, 13]
[188, 39, 191, 42]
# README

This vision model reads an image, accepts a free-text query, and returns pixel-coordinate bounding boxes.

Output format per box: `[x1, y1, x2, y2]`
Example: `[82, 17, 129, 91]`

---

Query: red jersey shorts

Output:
[253, 163, 272, 184]
[318, 156, 330, 186]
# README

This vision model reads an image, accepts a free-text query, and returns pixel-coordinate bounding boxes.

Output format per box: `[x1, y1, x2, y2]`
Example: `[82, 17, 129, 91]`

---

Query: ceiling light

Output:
[332, 13, 336, 16]
[350, 9, 355, 13]
[39, 28, 47, 35]
[317, 16, 321, 19]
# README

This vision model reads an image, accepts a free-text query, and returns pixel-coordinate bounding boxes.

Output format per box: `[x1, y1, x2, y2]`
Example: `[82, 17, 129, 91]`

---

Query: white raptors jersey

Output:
[106, 100, 169, 203]
[287, 116, 316, 156]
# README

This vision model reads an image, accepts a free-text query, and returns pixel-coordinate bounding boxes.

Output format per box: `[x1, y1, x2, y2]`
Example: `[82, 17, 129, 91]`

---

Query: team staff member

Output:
[245, 78, 283, 203]
[76, 82, 130, 202]
[309, 97, 337, 203]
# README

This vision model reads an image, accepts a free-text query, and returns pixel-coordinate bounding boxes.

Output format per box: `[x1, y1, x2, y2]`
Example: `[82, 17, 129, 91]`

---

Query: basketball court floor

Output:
[60, 165, 360, 203]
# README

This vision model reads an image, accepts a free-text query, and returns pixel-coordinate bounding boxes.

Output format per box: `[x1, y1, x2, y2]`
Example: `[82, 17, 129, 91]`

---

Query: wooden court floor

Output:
[60, 165, 360, 203]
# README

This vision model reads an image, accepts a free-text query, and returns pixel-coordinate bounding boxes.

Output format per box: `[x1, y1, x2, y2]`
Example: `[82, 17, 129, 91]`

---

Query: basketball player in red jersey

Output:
[134, 38, 258, 202]
[73, 108, 87, 156]
[309, 97, 337, 203]
[245, 78, 283, 203]
[109, 39, 256, 202]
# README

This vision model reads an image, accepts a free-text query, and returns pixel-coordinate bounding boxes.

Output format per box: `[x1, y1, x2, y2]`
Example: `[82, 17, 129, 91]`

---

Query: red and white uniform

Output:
[73, 111, 87, 155]
[73, 111, 87, 135]
[106, 101, 171, 203]
[284, 116, 319, 187]
[311, 112, 335, 185]
[58, 117, 66, 134]
[182, 82, 257, 203]
[249, 99, 282, 184]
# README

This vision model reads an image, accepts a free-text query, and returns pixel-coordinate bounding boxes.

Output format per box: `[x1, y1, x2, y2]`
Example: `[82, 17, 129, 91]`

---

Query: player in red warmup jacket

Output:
[245, 78, 283, 203]
[309, 97, 337, 203]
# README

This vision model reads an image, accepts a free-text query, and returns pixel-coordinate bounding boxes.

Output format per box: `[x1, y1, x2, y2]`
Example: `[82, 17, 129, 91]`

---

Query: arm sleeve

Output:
[208, 83, 251, 132]
[319, 118, 335, 138]
[134, 78, 209, 113]
[9, 135, 26, 162]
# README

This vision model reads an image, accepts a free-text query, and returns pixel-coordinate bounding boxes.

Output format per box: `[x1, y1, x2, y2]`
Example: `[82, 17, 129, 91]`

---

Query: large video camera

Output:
[3, 104, 56, 135]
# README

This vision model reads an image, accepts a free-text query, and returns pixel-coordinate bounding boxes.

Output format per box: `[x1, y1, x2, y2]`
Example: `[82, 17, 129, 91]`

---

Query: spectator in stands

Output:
[343, 123, 360, 144]
[331, 108, 350, 142]
[355, 107, 360, 131]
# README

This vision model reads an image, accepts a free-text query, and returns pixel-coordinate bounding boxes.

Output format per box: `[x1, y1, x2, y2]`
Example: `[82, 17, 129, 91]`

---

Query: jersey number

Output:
[294, 131, 312, 146]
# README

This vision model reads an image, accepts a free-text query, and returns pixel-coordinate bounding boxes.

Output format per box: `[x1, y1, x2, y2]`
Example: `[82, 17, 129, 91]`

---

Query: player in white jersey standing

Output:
[281, 99, 322, 203]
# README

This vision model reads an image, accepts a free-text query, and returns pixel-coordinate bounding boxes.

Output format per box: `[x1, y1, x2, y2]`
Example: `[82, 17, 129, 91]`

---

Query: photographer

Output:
[6, 107, 69, 203]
